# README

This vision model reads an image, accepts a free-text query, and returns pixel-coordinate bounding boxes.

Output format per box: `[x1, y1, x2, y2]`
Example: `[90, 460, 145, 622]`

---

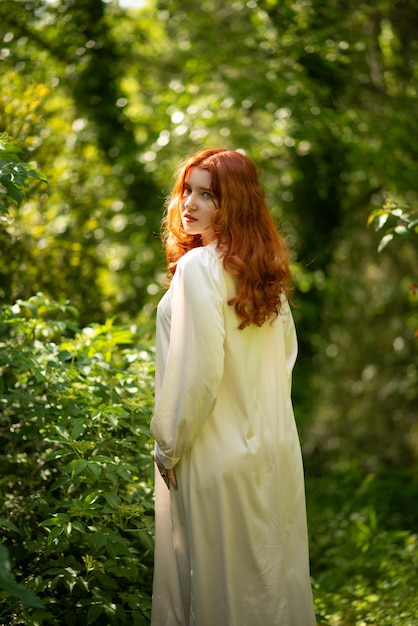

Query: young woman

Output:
[150, 148, 316, 626]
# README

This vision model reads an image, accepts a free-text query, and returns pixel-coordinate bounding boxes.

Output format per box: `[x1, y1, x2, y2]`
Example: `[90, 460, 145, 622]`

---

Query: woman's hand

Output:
[156, 458, 178, 490]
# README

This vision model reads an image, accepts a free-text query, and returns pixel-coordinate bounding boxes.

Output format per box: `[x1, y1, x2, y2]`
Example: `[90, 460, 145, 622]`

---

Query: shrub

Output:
[0, 294, 155, 625]
[308, 467, 418, 625]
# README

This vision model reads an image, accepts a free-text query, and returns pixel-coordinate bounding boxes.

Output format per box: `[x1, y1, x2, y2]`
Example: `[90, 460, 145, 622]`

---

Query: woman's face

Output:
[181, 167, 218, 245]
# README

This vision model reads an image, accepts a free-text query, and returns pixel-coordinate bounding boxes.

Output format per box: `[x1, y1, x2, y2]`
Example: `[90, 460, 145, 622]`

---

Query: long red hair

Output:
[162, 148, 291, 329]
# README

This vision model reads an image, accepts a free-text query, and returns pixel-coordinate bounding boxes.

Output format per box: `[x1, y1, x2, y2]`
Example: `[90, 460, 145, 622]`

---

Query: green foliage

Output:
[0, 545, 43, 609]
[368, 197, 418, 339]
[308, 467, 418, 625]
[368, 197, 418, 254]
[1, 293, 418, 626]
[1, 1, 418, 622]
[304, 229, 418, 469]
[0, 295, 155, 625]
[0, 64, 163, 324]
[2, 0, 418, 325]
[0, 132, 47, 213]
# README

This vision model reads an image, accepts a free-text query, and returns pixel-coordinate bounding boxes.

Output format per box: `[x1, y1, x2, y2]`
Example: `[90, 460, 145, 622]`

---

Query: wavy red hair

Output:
[162, 148, 291, 329]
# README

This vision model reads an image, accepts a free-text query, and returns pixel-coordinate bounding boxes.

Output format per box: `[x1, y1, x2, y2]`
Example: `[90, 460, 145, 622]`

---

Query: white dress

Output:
[150, 241, 316, 626]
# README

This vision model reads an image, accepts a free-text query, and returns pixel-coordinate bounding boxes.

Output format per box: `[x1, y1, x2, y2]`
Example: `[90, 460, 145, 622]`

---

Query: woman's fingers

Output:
[156, 459, 177, 490]
[168, 468, 178, 490]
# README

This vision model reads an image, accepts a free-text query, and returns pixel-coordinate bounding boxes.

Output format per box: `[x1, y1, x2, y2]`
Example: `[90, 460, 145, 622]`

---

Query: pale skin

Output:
[181, 167, 218, 245]
[157, 167, 218, 490]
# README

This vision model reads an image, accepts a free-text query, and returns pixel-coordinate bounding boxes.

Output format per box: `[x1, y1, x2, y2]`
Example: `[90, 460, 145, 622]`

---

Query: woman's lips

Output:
[183, 213, 197, 222]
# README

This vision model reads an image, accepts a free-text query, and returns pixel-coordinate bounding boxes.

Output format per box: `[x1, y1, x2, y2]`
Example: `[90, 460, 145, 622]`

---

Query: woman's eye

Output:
[183, 187, 191, 196]
[202, 192, 212, 199]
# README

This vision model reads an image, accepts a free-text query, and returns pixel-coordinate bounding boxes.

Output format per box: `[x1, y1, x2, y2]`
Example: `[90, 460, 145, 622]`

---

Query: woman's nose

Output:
[184, 193, 197, 209]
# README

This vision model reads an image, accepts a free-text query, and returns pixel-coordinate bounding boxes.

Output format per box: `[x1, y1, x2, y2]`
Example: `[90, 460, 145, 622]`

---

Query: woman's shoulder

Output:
[175, 243, 226, 294]
[177, 242, 222, 271]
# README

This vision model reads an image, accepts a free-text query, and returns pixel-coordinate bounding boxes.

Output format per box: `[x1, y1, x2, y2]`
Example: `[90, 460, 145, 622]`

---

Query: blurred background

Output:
[1, 0, 417, 623]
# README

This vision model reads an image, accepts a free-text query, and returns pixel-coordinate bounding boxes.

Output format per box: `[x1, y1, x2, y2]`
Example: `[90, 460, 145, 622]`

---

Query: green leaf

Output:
[88, 462, 102, 478]
[2, 180, 24, 205]
[84, 491, 101, 505]
[0, 143, 22, 155]
[104, 492, 122, 508]
[87, 604, 104, 624]
[54, 425, 70, 440]
[137, 529, 154, 552]
[50, 474, 70, 491]
[65, 459, 88, 476]
[58, 349, 73, 362]
[373, 213, 389, 231]
[377, 233, 394, 252]
[44, 448, 74, 462]
[71, 521, 85, 533]
[70, 418, 86, 441]
[394, 225, 409, 236]
[390, 208, 404, 217]
[40, 514, 71, 526]
[47, 526, 65, 543]
[0, 545, 43, 608]
[25, 166, 48, 183]
[0, 517, 19, 533]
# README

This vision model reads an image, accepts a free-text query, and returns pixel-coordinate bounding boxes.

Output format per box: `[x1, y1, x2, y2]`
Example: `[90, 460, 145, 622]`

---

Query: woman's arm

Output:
[151, 248, 226, 470]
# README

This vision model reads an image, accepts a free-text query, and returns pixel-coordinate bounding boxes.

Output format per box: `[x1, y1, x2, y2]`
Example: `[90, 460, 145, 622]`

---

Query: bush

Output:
[0, 294, 155, 625]
[308, 465, 418, 625]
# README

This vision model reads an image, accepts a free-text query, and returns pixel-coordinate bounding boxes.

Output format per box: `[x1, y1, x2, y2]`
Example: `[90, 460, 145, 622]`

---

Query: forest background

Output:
[0, 0, 417, 624]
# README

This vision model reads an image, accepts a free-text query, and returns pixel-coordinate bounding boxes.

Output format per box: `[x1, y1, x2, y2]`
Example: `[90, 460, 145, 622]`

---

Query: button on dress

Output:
[150, 241, 316, 626]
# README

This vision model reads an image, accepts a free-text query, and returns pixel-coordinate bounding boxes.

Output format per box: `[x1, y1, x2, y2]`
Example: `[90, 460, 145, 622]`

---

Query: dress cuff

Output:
[154, 444, 179, 470]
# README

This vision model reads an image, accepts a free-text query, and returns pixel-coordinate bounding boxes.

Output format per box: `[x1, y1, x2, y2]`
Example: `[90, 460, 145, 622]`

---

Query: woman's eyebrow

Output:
[184, 183, 212, 192]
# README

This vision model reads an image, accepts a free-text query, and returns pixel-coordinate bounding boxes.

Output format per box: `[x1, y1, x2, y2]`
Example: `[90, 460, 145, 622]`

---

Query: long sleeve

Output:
[282, 298, 298, 377]
[150, 247, 226, 469]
